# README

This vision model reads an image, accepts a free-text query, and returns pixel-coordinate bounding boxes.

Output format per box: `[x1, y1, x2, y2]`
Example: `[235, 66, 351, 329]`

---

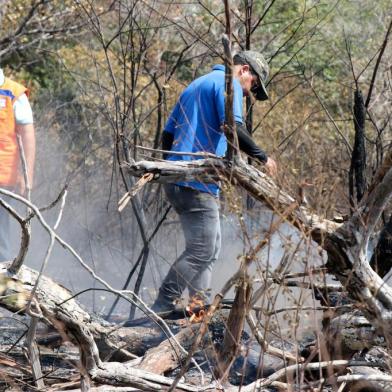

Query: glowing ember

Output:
[186, 297, 205, 323]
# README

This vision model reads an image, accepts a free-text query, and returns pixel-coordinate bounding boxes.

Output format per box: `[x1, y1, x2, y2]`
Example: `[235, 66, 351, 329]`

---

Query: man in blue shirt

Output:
[152, 51, 277, 312]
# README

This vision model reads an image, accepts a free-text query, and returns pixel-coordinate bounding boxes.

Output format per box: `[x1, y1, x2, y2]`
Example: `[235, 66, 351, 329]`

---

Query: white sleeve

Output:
[13, 93, 34, 125]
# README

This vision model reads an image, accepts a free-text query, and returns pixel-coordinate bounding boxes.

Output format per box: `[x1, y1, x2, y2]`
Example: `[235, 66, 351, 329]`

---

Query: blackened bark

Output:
[349, 90, 367, 207]
[129, 247, 150, 320]
[370, 214, 392, 278]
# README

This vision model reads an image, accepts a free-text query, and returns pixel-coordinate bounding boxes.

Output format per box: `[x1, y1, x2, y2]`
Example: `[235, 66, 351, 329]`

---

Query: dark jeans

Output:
[153, 184, 221, 311]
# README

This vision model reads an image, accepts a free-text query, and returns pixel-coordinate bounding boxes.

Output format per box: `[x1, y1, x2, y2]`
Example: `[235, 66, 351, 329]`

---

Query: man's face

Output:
[238, 64, 259, 97]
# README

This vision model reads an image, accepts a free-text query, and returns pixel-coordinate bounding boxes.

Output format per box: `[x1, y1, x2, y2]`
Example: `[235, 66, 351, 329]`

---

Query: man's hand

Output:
[265, 157, 277, 176]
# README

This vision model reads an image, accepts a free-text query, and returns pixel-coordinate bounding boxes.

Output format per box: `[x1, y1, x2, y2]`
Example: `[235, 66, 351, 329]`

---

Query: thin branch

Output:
[0, 199, 30, 273]
[365, 17, 392, 108]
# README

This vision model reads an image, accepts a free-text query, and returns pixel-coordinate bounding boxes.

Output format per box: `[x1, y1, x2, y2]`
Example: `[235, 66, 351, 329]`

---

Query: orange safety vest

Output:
[0, 78, 28, 186]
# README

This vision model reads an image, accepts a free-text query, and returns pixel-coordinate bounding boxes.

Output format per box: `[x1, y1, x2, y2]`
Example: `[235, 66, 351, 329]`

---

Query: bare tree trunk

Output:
[349, 89, 366, 207]
[223, 0, 238, 162]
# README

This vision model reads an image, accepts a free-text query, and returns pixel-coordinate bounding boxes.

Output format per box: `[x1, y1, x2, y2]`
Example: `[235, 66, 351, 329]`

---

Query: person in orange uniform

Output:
[0, 68, 36, 260]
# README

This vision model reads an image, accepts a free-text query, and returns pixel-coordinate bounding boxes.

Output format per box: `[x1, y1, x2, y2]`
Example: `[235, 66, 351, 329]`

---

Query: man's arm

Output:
[236, 121, 277, 176]
[15, 123, 35, 193]
[236, 121, 268, 162]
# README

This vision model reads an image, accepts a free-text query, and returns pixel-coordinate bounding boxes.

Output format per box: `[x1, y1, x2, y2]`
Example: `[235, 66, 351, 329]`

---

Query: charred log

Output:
[370, 213, 392, 278]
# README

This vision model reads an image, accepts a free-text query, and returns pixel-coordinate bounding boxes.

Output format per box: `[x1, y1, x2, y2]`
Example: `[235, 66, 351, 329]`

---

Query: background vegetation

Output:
[0, 0, 391, 318]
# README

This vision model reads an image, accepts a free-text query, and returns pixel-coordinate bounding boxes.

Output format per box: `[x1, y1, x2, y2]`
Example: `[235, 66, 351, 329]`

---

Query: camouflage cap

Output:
[236, 51, 269, 101]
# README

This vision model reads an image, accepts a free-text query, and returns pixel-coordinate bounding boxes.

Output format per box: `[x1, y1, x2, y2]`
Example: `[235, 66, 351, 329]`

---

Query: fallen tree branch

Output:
[124, 153, 392, 345]
[39, 302, 209, 392]
[137, 323, 200, 374]
[0, 189, 201, 369]
[247, 313, 301, 363]
[123, 158, 340, 244]
[241, 360, 383, 391]
[118, 173, 154, 212]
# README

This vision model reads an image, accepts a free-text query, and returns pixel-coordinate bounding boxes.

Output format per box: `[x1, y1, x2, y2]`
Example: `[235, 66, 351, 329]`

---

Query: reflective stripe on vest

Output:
[0, 78, 27, 186]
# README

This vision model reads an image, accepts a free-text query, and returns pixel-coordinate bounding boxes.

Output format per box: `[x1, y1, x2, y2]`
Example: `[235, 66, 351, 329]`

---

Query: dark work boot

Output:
[150, 296, 176, 313]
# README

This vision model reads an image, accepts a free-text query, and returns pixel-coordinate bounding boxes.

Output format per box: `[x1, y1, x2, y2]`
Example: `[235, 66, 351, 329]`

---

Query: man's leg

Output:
[0, 194, 12, 261]
[188, 218, 221, 302]
[152, 185, 220, 311]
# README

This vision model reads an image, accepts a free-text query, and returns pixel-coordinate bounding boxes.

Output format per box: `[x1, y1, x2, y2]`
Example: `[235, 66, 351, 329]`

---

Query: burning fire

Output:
[186, 297, 205, 323]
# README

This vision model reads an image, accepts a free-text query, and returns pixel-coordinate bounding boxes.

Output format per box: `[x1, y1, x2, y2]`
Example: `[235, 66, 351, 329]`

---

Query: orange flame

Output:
[186, 297, 205, 323]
